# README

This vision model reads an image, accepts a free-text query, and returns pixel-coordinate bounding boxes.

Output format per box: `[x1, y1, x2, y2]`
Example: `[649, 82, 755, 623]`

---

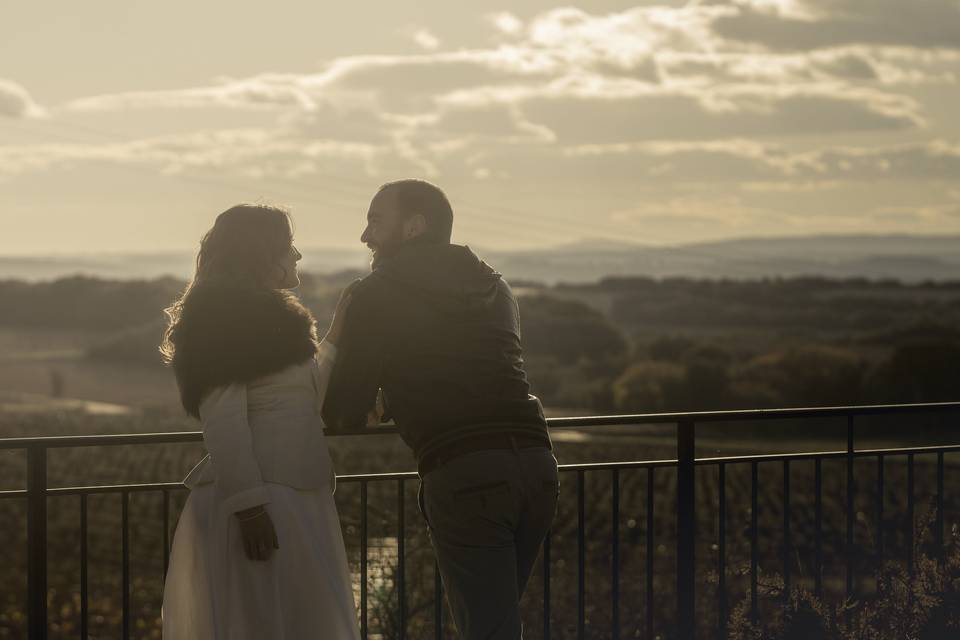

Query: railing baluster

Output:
[611, 469, 620, 640]
[543, 529, 551, 640]
[750, 461, 758, 624]
[80, 493, 88, 640]
[815, 459, 823, 598]
[27, 446, 47, 640]
[677, 419, 696, 640]
[846, 415, 855, 604]
[360, 480, 368, 639]
[122, 491, 130, 640]
[936, 452, 944, 556]
[577, 470, 585, 640]
[397, 479, 406, 640]
[907, 453, 915, 575]
[162, 489, 170, 575]
[876, 455, 884, 583]
[435, 562, 443, 640]
[783, 460, 791, 602]
[718, 463, 727, 640]
[646, 467, 654, 640]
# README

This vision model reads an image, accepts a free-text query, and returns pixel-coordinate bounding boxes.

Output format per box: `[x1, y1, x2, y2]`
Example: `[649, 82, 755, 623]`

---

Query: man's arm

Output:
[322, 285, 386, 430]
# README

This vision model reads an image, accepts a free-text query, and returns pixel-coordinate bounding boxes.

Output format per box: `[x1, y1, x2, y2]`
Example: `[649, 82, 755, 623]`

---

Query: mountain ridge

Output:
[1, 234, 957, 283]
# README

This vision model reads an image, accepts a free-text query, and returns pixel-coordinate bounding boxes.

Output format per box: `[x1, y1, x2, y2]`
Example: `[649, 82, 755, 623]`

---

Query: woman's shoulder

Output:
[181, 284, 313, 333]
[171, 283, 319, 416]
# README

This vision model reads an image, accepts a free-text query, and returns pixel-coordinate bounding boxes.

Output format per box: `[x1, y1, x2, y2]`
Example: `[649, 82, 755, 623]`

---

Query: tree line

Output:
[2, 273, 958, 413]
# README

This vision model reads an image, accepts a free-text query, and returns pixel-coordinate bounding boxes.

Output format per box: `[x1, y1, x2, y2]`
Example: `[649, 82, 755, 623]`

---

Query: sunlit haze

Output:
[2, 0, 959, 255]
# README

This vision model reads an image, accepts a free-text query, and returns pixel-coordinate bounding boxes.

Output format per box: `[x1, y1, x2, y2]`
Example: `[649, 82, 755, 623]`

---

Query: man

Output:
[323, 179, 558, 639]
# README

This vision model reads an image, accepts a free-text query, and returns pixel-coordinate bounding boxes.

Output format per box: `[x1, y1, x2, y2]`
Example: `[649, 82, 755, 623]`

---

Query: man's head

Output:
[361, 179, 453, 268]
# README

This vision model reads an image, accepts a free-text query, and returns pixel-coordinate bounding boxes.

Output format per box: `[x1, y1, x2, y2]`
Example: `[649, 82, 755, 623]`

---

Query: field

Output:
[1, 408, 958, 639]
[1, 276, 959, 637]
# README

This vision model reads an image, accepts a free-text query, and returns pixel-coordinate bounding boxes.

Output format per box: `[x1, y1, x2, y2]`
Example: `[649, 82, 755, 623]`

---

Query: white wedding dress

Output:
[162, 482, 360, 639]
[162, 347, 361, 639]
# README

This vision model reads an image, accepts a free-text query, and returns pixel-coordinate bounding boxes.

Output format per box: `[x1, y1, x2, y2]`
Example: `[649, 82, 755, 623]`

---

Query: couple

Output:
[160, 179, 559, 639]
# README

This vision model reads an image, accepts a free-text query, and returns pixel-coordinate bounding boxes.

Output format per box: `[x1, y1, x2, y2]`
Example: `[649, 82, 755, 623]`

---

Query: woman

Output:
[160, 204, 361, 639]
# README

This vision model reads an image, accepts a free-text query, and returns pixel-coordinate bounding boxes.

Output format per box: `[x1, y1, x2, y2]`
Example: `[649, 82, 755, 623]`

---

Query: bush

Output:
[519, 295, 629, 365]
[727, 509, 960, 640]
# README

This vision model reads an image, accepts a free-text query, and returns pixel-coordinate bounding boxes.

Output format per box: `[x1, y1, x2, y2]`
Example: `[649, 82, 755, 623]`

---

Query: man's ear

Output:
[404, 213, 428, 240]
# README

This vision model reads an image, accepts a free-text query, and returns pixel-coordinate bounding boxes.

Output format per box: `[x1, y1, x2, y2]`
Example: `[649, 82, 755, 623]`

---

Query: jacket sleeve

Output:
[198, 383, 270, 513]
[322, 289, 385, 430]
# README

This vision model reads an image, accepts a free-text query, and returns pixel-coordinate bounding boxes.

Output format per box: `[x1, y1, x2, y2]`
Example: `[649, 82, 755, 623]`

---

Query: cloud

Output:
[0, 79, 44, 118]
[796, 140, 960, 181]
[4, 1, 953, 223]
[0, 128, 385, 178]
[410, 28, 441, 51]
[711, 0, 960, 50]
[54, 4, 949, 148]
[609, 193, 792, 230]
[66, 74, 321, 112]
[488, 12, 523, 36]
[518, 87, 920, 145]
[559, 138, 960, 184]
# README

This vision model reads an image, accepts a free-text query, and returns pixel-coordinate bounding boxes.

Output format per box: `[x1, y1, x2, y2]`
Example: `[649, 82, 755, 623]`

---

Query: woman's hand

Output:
[235, 505, 279, 561]
[325, 279, 361, 346]
[366, 388, 386, 426]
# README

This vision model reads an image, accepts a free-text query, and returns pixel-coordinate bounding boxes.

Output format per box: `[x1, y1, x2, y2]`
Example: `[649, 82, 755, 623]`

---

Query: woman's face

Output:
[274, 242, 302, 289]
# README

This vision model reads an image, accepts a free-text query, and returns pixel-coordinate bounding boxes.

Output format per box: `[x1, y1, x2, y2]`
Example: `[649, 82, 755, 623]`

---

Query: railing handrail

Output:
[2, 400, 958, 450]
[6, 443, 960, 501]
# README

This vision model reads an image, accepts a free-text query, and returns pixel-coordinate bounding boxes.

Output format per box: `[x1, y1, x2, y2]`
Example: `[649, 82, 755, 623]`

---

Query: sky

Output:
[1, 0, 959, 254]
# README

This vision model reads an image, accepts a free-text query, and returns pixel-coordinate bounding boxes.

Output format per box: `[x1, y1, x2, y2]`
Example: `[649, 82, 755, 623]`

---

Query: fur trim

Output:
[170, 284, 318, 418]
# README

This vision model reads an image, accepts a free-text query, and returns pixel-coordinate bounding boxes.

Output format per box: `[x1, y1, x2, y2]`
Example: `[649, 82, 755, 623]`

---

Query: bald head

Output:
[377, 179, 453, 244]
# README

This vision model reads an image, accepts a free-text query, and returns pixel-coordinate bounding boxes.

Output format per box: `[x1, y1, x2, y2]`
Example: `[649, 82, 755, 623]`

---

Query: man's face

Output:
[361, 189, 406, 269]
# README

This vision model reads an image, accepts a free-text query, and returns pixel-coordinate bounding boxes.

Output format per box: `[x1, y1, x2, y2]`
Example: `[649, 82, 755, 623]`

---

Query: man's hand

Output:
[235, 505, 279, 561]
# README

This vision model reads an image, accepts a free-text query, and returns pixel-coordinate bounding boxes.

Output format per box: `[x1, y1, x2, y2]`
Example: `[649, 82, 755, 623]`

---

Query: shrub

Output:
[727, 509, 960, 640]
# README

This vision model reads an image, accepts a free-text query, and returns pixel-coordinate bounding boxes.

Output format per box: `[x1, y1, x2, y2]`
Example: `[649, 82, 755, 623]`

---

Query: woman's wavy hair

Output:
[160, 204, 294, 364]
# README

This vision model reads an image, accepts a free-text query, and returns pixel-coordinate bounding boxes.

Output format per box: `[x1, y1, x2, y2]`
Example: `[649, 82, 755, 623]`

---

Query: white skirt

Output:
[162, 483, 361, 640]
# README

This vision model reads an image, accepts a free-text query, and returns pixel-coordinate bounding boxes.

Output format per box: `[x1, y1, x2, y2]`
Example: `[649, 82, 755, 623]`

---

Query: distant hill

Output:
[0, 248, 371, 282]
[1, 234, 957, 284]
[486, 234, 960, 284]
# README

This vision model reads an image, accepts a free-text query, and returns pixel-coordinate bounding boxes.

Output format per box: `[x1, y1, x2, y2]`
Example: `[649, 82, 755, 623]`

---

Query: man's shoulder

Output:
[354, 271, 387, 297]
[347, 271, 392, 314]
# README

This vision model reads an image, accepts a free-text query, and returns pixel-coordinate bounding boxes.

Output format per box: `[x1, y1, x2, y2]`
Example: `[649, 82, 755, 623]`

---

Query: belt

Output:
[419, 432, 550, 476]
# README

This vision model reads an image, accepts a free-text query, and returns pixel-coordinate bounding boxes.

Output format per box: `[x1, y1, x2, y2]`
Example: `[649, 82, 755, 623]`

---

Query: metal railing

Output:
[2, 401, 960, 639]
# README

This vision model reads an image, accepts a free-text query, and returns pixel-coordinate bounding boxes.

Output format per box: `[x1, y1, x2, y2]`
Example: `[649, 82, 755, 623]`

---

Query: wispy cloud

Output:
[0, 79, 44, 118]
[712, 0, 960, 50]
[488, 12, 524, 36]
[562, 139, 960, 183]
[410, 28, 441, 51]
[0, 128, 383, 178]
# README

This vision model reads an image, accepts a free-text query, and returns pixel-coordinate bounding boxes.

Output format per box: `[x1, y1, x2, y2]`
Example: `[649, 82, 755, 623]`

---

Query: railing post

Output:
[27, 445, 48, 640]
[846, 415, 855, 607]
[677, 419, 696, 640]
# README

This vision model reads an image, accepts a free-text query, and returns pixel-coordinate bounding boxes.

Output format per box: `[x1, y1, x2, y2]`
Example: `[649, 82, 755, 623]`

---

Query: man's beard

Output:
[369, 229, 405, 271]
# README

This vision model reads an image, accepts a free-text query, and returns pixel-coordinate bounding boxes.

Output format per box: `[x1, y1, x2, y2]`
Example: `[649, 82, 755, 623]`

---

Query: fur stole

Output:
[170, 283, 318, 418]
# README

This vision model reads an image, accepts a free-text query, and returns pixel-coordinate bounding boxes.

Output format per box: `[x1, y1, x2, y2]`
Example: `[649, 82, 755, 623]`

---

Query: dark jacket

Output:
[322, 241, 549, 466]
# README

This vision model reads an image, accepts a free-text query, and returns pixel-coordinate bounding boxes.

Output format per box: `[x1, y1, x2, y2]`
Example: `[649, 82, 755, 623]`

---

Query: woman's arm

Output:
[322, 279, 360, 347]
[198, 383, 269, 513]
[314, 280, 357, 406]
[199, 383, 279, 561]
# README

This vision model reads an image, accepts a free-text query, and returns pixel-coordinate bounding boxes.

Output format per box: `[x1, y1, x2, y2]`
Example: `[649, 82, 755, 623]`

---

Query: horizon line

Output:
[1, 231, 958, 259]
